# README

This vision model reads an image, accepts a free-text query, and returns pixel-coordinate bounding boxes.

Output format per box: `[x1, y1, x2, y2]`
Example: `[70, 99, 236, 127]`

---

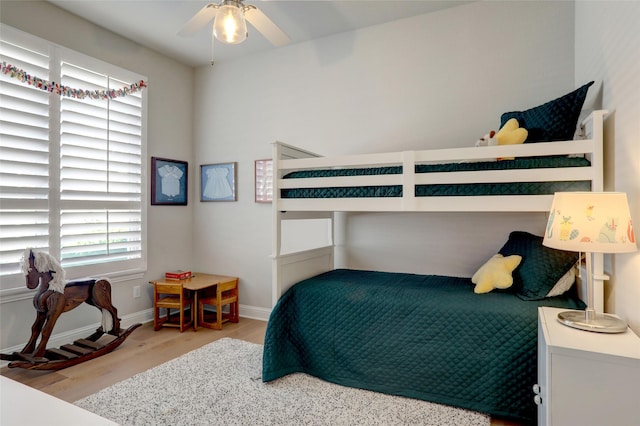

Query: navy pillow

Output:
[498, 231, 579, 300]
[500, 81, 594, 143]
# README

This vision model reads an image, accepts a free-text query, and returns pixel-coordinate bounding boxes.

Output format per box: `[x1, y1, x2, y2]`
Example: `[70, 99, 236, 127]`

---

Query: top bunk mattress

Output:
[281, 156, 591, 198]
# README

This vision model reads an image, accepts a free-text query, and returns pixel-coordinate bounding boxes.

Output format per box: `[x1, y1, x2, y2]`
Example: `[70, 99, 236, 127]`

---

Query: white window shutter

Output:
[0, 37, 51, 276]
[0, 27, 146, 289]
[59, 62, 143, 268]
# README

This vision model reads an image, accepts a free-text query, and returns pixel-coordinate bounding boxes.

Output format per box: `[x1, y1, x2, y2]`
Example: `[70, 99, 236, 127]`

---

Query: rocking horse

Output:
[0, 249, 140, 370]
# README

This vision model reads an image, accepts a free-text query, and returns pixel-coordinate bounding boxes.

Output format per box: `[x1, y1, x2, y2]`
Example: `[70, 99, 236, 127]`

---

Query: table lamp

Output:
[543, 192, 637, 333]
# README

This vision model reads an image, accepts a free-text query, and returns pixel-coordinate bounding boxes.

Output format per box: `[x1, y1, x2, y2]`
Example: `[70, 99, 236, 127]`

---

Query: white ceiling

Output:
[47, 1, 472, 67]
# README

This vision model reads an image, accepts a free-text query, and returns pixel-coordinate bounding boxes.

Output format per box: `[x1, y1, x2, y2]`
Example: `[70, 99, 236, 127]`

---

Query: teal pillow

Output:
[500, 81, 594, 143]
[498, 231, 579, 300]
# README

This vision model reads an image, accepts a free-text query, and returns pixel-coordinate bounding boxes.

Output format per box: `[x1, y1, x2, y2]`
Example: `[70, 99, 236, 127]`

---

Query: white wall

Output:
[193, 1, 576, 310]
[575, 1, 640, 334]
[0, 1, 195, 349]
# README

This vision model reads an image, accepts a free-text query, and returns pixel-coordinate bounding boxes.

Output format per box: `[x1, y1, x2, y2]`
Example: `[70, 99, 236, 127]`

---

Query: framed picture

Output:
[254, 159, 273, 203]
[201, 162, 237, 202]
[151, 157, 188, 205]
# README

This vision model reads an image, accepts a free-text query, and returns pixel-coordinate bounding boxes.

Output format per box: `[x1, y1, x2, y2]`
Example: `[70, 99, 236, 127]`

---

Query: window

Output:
[0, 26, 147, 291]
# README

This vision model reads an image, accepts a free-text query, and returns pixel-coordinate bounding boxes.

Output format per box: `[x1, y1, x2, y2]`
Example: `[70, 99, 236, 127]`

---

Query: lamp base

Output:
[557, 310, 627, 333]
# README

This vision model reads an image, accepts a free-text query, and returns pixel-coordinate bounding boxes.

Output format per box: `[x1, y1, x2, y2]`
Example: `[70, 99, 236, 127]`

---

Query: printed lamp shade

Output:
[543, 192, 636, 333]
[543, 192, 636, 254]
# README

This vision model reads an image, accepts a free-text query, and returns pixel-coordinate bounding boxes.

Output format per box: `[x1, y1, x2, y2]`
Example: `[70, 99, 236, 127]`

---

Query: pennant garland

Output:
[1, 61, 147, 100]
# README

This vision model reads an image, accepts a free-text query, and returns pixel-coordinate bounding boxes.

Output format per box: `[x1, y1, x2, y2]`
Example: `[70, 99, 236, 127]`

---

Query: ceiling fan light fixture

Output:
[213, 0, 248, 44]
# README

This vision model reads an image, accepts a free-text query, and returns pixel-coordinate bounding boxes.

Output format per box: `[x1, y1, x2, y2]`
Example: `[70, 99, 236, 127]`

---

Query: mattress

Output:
[262, 269, 585, 423]
[281, 156, 591, 198]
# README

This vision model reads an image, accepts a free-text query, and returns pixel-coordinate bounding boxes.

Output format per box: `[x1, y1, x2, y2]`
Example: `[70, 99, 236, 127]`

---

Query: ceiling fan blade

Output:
[244, 7, 291, 47]
[178, 3, 217, 37]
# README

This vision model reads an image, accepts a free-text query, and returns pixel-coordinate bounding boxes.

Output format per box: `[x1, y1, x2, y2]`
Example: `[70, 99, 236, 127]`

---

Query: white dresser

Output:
[536, 306, 640, 426]
[0, 376, 116, 426]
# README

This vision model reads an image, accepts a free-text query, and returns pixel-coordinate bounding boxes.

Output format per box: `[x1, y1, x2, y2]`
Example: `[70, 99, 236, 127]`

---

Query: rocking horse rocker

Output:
[0, 249, 141, 370]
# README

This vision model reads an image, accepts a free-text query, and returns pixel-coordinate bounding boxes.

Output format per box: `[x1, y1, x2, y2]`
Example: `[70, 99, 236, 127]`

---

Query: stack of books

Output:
[165, 270, 192, 280]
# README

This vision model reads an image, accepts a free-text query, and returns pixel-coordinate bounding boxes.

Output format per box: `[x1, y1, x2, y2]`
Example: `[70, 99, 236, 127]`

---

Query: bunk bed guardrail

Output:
[271, 110, 607, 306]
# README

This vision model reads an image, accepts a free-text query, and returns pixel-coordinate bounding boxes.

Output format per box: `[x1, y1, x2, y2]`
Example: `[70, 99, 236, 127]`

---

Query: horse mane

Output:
[21, 248, 66, 293]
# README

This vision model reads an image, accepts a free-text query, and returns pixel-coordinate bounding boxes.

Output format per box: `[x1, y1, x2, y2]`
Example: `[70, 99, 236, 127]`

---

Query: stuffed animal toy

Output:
[472, 254, 522, 294]
[475, 130, 498, 147]
[475, 118, 528, 160]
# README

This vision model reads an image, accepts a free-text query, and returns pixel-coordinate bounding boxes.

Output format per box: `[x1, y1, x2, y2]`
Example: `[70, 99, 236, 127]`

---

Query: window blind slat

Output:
[0, 120, 50, 140]
[1, 39, 49, 69]
[1, 161, 48, 179]
[60, 191, 141, 202]
[0, 93, 50, 117]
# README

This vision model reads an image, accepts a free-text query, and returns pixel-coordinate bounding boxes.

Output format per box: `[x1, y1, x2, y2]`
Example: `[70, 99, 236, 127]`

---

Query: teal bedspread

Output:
[281, 156, 590, 198]
[262, 269, 585, 423]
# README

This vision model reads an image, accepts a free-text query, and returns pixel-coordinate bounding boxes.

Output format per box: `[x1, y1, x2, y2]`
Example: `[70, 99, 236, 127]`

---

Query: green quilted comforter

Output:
[281, 156, 591, 198]
[262, 269, 585, 423]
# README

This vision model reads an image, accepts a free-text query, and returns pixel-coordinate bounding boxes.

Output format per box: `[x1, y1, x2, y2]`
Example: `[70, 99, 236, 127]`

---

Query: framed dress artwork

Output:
[201, 162, 237, 202]
[151, 157, 188, 205]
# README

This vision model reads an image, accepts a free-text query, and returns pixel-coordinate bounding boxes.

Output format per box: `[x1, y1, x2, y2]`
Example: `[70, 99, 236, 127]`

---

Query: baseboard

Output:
[237, 304, 271, 322]
[1, 304, 270, 365]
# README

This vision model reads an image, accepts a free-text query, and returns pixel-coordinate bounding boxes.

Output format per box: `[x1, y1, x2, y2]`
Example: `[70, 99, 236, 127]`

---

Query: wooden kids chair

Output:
[153, 282, 194, 332]
[198, 277, 239, 330]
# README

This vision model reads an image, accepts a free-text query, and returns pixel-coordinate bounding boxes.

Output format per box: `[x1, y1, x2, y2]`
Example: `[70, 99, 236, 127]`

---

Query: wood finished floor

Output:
[2, 318, 522, 426]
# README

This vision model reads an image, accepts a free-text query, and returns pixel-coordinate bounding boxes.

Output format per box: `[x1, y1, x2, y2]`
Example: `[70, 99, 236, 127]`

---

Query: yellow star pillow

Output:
[472, 254, 522, 294]
[496, 118, 528, 160]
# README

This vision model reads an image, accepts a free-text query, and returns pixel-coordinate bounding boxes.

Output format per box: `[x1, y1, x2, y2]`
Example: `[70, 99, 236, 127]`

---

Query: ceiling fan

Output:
[178, 0, 290, 50]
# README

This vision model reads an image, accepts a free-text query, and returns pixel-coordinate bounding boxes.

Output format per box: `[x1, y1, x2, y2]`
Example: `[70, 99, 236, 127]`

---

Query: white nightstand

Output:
[536, 306, 640, 426]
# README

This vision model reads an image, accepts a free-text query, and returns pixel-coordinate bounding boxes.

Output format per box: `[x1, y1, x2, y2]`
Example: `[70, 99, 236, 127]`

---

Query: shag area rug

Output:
[75, 338, 489, 425]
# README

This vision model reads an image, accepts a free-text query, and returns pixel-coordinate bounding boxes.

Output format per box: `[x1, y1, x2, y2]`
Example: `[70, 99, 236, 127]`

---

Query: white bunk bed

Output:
[271, 110, 607, 308]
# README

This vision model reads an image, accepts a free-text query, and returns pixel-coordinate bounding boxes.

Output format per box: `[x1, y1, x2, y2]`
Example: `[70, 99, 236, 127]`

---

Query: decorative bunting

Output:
[1, 61, 147, 100]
